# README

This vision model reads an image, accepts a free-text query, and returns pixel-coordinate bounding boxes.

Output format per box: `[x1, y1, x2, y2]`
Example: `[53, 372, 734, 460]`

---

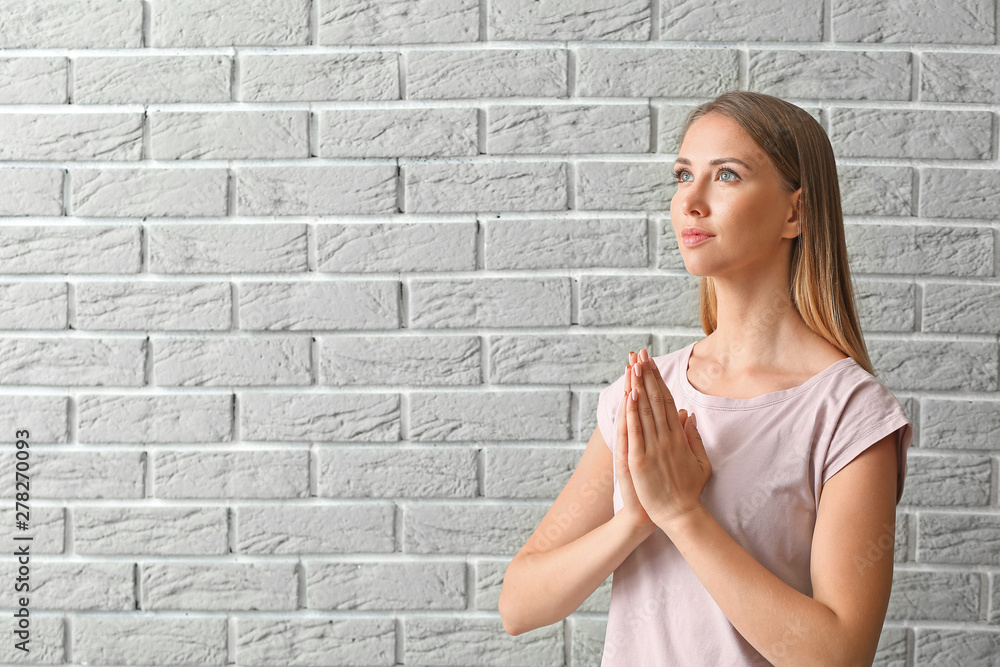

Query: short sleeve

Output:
[822, 376, 913, 505]
[596, 371, 628, 453]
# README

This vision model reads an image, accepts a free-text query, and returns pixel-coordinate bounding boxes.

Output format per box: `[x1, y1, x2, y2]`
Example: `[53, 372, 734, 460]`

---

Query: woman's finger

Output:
[638, 352, 670, 435]
[615, 363, 630, 470]
[631, 360, 661, 441]
[645, 352, 682, 432]
[626, 368, 646, 457]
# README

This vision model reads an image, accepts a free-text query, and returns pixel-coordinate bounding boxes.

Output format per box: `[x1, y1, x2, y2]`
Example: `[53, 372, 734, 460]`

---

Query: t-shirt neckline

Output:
[677, 340, 858, 409]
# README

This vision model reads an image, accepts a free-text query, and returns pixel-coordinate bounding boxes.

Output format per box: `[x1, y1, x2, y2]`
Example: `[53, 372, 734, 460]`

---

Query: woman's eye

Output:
[718, 169, 739, 182]
[675, 170, 692, 182]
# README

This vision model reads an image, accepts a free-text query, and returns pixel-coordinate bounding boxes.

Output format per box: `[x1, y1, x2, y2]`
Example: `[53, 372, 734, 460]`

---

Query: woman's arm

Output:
[499, 425, 655, 636]
[662, 432, 899, 667]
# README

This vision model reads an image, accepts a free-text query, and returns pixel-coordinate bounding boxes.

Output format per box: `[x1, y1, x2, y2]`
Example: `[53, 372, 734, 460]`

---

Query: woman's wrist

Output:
[617, 507, 658, 541]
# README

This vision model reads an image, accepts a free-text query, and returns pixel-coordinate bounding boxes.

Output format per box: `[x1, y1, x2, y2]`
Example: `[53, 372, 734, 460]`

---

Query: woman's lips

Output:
[682, 233, 713, 247]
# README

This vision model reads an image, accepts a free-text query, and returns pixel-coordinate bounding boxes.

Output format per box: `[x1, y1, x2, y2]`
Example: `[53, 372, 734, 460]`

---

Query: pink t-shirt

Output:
[596, 340, 912, 666]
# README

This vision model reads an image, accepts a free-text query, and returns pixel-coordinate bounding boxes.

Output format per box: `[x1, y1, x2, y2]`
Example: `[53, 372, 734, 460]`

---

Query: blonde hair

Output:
[679, 91, 875, 376]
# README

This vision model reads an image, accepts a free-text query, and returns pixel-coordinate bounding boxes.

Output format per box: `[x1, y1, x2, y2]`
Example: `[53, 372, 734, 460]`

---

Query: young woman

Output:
[498, 91, 912, 666]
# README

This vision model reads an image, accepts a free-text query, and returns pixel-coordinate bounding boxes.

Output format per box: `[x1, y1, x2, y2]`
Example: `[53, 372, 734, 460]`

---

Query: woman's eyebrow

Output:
[674, 157, 753, 170]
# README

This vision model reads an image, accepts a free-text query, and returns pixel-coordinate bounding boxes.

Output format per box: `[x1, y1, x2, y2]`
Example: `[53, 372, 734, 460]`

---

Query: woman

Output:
[498, 90, 912, 666]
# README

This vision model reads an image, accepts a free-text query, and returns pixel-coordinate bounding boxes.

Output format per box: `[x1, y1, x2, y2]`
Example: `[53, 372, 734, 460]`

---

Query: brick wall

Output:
[0, 0, 998, 665]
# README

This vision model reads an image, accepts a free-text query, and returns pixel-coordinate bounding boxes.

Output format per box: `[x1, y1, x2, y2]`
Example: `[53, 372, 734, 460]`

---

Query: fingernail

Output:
[691, 413, 696, 426]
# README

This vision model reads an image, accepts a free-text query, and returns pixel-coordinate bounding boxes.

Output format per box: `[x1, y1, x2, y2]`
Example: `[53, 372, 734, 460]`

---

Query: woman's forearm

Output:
[500, 510, 653, 636]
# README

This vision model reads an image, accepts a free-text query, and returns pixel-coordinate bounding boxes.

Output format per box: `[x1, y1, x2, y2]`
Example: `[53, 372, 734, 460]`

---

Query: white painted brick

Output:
[655, 104, 694, 154]
[852, 279, 916, 333]
[152, 335, 312, 386]
[899, 452, 992, 507]
[0, 338, 146, 386]
[916, 630, 1000, 665]
[0, 114, 143, 161]
[845, 224, 994, 276]
[656, 216, 686, 270]
[142, 562, 298, 610]
[76, 281, 232, 331]
[316, 221, 477, 272]
[153, 449, 309, 498]
[0, 615, 63, 663]
[306, 560, 465, 610]
[484, 446, 580, 498]
[0, 561, 133, 610]
[921, 168, 1000, 219]
[150, 111, 309, 159]
[918, 513, 1000, 564]
[489, 334, 644, 384]
[409, 389, 569, 441]
[0, 57, 67, 104]
[0, 282, 67, 329]
[577, 47, 738, 97]
[491, 0, 649, 40]
[240, 53, 398, 102]
[404, 162, 567, 213]
[235, 165, 397, 216]
[749, 50, 912, 100]
[577, 161, 676, 210]
[487, 103, 649, 154]
[0, 507, 65, 554]
[579, 274, 700, 327]
[74, 55, 232, 104]
[151, 0, 310, 47]
[239, 280, 398, 330]
[317, 446, 477, 498]
[318, 335, 480, 385]
[78, 393, 234, 444]
[0, 450, 144, 499]
[922, 52, 1000, 103]
[923, 282, 1000, 334]
[571, 617, 609, 665]
[74, 616, 227, 666]
[236, 618, 395, 666]
[830, 108, 992, 159]
[921, 399, 1000, 450]
[0, 395, 69, 444]
[661, 0, 823, 41]
[72, 168, 229, 218]
[405, 617, 563, 663]
[0, 225, 141, 274]
[321, 0, 478, 44]
[240, 392, 400, 443]
[409, 277, 570, 328]
[0, 0, 142, 48]
[868, 339, 997, 392]
[837, 165, 913, 217]
[408, 49, 567, 98]
[148, 223, 308, 273]
[485, 217, 643, 270]
[832, 0, 995, 44]
[0, 168, 63, 216]
[236, 504, 396, 554]
[75, 506, 228, 555]
[318, 108, 477, 157]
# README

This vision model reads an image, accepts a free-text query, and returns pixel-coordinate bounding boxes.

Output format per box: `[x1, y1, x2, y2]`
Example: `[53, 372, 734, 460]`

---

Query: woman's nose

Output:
[674, 182, 707, 217]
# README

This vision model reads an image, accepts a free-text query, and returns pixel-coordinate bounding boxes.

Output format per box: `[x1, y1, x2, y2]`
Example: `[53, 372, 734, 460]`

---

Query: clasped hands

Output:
[616, 348, 713, 537]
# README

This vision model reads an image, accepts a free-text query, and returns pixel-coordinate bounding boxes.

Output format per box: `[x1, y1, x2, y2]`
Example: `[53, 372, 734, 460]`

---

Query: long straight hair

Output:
[679, 91, 875, 377]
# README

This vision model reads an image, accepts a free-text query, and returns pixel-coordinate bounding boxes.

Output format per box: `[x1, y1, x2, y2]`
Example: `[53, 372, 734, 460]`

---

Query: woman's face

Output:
[670, 112, 801, 281]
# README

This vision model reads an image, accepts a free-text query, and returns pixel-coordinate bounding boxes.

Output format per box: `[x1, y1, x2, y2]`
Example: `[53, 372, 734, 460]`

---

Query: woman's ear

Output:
[788, 188, 802, 223]
[785, 188, 803, 238]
